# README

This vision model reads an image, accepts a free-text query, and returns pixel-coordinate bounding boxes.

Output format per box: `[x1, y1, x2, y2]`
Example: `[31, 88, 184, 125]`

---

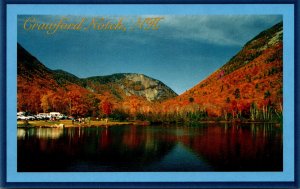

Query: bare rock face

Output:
[85, 73, 178, 102]
[120, 74, 177, 101]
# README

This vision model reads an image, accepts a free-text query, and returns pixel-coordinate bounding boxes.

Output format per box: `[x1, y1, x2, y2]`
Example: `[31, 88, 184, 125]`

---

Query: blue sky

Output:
[17, 15, 282, 94]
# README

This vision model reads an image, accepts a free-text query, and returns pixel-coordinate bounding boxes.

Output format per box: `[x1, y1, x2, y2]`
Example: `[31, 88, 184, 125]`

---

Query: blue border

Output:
[0, 0, 6, 188]
[3, 0, 297, 4]
[4, 3, 295, 186]
[294, 0, 299, 188]
[295, 1, 299, 188]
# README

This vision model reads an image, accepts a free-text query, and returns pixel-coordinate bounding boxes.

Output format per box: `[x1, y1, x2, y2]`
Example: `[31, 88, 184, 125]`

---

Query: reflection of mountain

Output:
[18, 124, 282, 172]
[145, 143, 212, 171]
[176, 123, 283, 171]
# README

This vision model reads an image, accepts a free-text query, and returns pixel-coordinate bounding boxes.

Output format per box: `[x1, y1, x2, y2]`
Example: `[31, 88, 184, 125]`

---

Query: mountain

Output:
[17, 44, 177, 115]
[51, 70, 177, 102]
[163, 22, 283, 117]
[17, 21, 283, 120]
[52, 69, 84, 86]
[17, 44, 60, 91]
[84, 73, 177, 101]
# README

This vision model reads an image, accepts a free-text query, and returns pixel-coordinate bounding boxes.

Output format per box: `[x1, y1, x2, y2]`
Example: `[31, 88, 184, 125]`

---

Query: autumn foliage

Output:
[161, 22, 283, 121]
[17, 22, 283, 122]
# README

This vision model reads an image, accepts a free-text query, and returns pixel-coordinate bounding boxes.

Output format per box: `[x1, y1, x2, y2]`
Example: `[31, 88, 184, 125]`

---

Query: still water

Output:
[18, 123, 282, 172]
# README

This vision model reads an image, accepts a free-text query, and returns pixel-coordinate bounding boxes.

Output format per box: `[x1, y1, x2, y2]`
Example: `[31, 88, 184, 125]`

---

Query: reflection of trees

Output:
[175, 123, 283, 171]
[18, 126, 176, 172]
[18, 128, 64, 140]
[17, 123, 282, 172]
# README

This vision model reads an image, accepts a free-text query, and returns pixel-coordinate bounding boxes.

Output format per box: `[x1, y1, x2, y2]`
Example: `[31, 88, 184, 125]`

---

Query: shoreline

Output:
[17, 120, 133, 128]
[17, 119, 281, 128]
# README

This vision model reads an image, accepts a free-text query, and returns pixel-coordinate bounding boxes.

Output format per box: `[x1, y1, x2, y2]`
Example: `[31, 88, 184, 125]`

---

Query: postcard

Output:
[3, 2, 296, 188]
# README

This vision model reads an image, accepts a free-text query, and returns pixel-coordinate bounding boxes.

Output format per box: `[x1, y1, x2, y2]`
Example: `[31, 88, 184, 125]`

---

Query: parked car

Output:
[50, 112, 61, 118]
[35, 115, 44, 120]
[36, 113, 50, 120]
[17, 115, 35, 120]
[17, 115, 28, 120]
[58, 114, 67, 120]
[26, 115, 35, 120]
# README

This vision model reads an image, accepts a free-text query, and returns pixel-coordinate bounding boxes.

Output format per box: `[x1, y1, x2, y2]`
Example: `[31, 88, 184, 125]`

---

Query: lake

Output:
[17, 123, 282, 172]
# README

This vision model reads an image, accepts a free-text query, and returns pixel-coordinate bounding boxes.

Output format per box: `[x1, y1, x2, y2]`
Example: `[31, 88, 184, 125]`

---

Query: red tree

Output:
[101, 101, 113, 117]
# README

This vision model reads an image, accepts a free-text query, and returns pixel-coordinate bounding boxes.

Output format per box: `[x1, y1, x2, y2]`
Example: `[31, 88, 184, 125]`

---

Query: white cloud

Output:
[18, 15, 282, 47]
[160, 15, 282, 46]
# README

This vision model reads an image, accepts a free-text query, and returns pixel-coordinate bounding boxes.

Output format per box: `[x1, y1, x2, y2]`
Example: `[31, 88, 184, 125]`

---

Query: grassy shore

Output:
[17, 120, 132, 128]
[17, 119, 281, 128]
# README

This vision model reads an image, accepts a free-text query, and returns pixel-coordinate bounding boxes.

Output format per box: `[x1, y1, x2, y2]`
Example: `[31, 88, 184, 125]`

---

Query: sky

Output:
[17, 15, 282, 94]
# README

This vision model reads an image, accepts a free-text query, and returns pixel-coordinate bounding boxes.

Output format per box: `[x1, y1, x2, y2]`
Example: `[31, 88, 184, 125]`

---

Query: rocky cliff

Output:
[85, 73, 177, 102]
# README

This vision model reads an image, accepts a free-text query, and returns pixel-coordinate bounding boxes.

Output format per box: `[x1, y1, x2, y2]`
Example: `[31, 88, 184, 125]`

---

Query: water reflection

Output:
[146, 142, 212, 171]
[18, 128, 64, 139]
[177, 123, 282, 171]
[18, 123, 282, 172]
